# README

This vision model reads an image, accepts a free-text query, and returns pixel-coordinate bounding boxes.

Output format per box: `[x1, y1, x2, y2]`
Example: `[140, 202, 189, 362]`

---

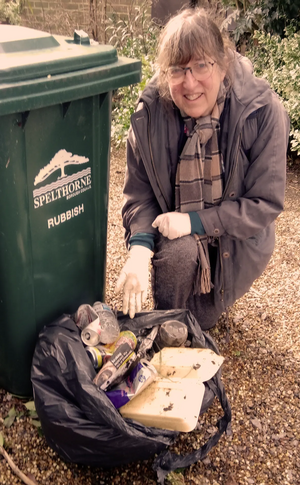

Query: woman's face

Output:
[168, 58, 225, 118]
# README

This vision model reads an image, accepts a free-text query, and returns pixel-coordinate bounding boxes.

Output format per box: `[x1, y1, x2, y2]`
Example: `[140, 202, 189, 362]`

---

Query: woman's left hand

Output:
[152, 212, 191, 239]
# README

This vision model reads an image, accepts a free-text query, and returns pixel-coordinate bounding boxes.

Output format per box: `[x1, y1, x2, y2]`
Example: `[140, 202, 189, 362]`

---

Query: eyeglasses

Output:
[166, 61, 215, 85]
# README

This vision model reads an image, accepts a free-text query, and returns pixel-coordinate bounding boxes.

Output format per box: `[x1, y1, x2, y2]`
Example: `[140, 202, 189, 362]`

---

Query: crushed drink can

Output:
[105, 330, 137, 354]
[92, 301, 120, 345]
[74, 304, 99, 331]
[80, 306, 102, 346]
[106, 359, 158, 408]
[154, 320, 188, 350]
[136, 326, 159, 360]
[93, 342, 137, 391]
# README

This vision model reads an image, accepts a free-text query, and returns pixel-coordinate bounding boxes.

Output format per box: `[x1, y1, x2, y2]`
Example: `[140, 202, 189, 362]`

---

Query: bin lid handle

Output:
[74, 30, 90, 45]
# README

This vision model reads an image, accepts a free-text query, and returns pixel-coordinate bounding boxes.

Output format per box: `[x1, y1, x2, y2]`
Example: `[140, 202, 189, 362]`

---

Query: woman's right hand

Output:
[115, 245, 152, 319]
[152, 212, 191, 239]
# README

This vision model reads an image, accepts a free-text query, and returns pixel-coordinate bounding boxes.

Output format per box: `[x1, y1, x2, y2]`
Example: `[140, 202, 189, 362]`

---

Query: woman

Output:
[115, 8, 290, 330]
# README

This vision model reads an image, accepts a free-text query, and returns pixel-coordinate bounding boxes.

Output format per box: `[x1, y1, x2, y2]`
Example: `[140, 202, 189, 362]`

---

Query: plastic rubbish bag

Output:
[31, 308, 231, 484]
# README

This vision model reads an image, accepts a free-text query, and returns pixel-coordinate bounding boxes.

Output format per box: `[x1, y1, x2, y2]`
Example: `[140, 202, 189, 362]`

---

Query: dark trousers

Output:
[151, 234, 223, 330]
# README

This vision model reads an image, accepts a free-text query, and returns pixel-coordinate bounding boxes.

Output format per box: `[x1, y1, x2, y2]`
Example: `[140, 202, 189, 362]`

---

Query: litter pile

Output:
[31, 306, 231, 483]
[72, 302, 224, 431]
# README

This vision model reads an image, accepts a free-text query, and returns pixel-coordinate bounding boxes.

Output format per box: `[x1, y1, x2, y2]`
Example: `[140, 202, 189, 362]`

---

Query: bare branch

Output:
[0, 445, 38, 485]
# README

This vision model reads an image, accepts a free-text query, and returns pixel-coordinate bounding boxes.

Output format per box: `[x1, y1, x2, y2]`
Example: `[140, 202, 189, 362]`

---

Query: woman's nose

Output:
[182, 69, 199, 88]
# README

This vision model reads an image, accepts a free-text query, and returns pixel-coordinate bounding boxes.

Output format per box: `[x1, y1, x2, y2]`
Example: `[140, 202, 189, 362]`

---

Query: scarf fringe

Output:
[193, 265, 212, 296]
[193, 236, 213, 295]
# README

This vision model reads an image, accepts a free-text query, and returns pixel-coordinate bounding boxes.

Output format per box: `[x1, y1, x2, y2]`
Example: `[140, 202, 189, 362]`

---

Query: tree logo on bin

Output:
[33, 149, 92, 209]
[34, 149, 89, 185]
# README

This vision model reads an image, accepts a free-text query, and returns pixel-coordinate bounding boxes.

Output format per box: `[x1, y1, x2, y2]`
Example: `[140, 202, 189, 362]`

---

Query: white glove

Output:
[115, 245, 152, 319]
[152, 212, 191, 240]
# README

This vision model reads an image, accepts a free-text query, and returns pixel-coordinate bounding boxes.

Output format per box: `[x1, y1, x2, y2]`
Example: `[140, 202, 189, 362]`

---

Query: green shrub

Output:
[248, 25, 300, 157]
[107, 4, 160, 147]
[0, 0, 22, 25]
[221, 0, 300, 45]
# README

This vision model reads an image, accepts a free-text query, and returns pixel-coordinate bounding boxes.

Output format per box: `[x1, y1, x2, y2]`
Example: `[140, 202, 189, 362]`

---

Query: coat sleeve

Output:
[122, 124, 161, 248]
[198, 95, 290, 240]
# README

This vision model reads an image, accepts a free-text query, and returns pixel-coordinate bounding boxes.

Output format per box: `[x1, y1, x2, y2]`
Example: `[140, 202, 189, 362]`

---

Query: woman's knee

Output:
[153, 235, 198, 270]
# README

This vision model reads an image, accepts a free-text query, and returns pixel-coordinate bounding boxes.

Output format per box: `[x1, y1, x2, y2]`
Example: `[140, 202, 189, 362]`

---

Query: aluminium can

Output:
[85, 346, 104, 370]
[106, 330, 137, 354]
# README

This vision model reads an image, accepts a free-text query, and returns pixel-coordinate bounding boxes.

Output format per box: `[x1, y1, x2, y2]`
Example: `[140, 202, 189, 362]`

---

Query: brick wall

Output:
[20, 0, 219, 43]
[21, 0, 147, 42]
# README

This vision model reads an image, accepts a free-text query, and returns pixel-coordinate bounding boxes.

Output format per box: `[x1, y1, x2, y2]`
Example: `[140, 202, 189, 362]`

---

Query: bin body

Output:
[0, 25, 141, 396]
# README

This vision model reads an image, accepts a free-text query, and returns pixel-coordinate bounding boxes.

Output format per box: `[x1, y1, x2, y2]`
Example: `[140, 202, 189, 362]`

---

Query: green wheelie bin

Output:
[0, 24, 141, 396]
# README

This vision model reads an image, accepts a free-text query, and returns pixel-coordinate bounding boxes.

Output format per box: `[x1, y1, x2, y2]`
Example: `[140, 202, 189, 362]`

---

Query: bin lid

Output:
[0, 25, 119, 83]
[0, 25, 141, 114]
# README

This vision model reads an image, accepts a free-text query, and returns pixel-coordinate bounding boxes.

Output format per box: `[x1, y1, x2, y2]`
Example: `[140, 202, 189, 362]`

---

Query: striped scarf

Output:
[175, 82, 227, 295]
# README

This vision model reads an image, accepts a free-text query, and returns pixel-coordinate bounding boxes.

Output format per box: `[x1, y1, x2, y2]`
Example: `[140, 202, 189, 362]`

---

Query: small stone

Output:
[233, 315, 243, 323]
[251, 418, 262, 430]
[190, 478, 210, 485]
[225, 477, 238, 485]
[272, 432, 286, 440]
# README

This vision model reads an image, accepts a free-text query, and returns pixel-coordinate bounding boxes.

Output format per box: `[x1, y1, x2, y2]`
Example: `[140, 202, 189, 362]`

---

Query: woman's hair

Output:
[157, 7, 235, 99]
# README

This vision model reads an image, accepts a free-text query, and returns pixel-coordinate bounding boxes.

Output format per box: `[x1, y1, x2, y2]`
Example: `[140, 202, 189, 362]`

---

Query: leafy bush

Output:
[221, 0, 300, 45]
[107, 3, 160, 147]
[0, 0, 21, 25]
[247, 25, 300, 156]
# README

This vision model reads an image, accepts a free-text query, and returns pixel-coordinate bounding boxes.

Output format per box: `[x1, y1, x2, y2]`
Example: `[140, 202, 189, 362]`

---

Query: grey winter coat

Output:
[122, 53, 290, 310]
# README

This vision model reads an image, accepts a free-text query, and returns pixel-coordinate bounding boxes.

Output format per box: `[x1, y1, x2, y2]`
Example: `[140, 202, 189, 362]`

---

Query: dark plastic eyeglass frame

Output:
[167, 61, 215, 83]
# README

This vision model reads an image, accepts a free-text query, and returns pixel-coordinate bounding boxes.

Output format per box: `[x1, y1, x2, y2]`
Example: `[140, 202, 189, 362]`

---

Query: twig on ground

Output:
[0, 444, 38, 485]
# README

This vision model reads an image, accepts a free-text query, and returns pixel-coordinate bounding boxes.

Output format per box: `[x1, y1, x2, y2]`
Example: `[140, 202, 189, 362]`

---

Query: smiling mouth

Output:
[184, 94, 203, 101]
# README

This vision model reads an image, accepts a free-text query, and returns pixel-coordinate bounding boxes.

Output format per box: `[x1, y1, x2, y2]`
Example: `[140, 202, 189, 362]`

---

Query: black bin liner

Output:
[31, 308, 231, 484]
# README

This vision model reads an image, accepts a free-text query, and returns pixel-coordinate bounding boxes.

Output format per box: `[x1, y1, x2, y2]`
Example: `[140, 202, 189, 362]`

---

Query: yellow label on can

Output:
[105, 330, 137, 353]
[94, 347, 103, 368]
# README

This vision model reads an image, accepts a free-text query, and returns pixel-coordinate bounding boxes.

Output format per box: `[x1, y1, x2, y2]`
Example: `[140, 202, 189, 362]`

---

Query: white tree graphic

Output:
[34, 149, 89, 186]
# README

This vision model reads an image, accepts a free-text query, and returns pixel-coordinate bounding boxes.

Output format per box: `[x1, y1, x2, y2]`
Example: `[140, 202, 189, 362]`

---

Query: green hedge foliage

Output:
[107, 6, 160, 147]
[248, 25, 300, 156]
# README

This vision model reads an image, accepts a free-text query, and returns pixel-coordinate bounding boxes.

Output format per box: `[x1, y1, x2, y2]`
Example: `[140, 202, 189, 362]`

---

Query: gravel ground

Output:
[0, 148, 299, 485]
